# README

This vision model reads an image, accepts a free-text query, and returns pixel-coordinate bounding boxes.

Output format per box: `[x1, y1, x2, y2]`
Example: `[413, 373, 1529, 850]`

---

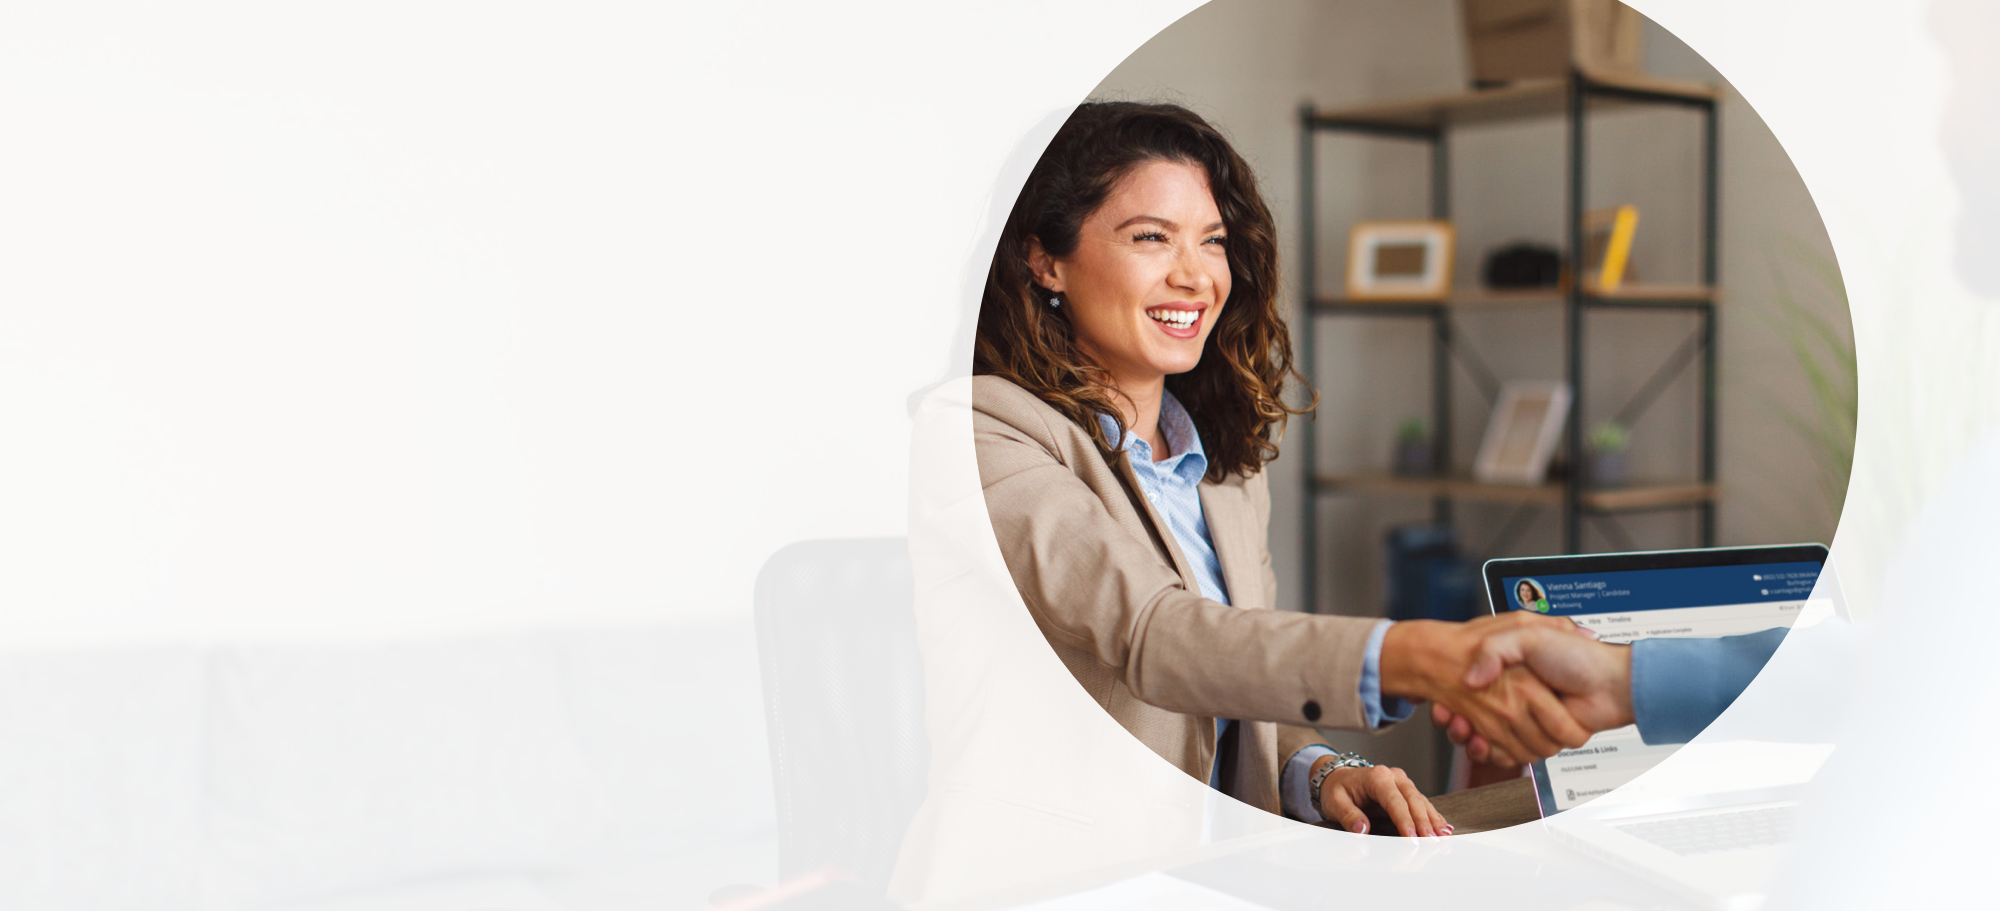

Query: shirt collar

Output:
[1095, 391, 1208, 480]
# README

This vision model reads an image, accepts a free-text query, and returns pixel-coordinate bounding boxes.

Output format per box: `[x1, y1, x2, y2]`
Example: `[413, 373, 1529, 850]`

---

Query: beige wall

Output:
[1092, 0, 1851, 781]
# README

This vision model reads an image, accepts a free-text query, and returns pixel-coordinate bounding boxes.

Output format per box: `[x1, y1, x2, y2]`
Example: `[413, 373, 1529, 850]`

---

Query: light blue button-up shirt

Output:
[1099, 392, 1412, 823]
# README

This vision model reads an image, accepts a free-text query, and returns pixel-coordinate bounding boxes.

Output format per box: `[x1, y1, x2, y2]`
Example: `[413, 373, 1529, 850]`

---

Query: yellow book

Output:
[1598, 204, 1640, 291]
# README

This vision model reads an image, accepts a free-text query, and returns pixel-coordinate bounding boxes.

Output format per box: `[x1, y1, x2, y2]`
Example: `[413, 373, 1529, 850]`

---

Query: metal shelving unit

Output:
[1297, 69, 1721, 616]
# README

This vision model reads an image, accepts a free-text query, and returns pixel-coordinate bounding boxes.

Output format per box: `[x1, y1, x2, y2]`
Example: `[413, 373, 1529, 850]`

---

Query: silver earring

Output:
[1048, 296, 1061, 309]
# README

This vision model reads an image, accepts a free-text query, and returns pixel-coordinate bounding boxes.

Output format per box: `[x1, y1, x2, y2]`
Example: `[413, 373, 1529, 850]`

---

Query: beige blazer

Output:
[972, 376, 1381, 816]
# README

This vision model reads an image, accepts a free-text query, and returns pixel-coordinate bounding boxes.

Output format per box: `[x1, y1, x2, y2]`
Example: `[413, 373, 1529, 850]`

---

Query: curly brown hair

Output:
[973, 101, 1312, 482]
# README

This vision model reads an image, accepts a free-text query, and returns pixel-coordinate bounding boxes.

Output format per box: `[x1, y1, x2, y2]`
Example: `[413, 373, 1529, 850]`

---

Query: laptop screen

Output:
[1484, 546, 1831, 814]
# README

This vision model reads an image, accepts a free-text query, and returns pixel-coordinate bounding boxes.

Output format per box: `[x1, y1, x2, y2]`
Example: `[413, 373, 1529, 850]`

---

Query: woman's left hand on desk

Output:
[1316, 762, 1450, 837]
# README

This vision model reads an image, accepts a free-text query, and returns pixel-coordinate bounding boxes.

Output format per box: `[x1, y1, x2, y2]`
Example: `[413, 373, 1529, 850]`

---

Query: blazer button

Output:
[1302, 700, 1321, 722]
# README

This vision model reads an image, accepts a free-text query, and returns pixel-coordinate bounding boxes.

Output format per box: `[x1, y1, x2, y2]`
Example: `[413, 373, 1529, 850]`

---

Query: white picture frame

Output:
[1345, 219, 1455, 301]
[1473, 380, 1573, 485]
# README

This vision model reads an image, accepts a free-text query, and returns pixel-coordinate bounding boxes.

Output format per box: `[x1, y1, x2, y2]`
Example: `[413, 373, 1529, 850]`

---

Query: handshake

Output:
[1380, 612, 1634, 767]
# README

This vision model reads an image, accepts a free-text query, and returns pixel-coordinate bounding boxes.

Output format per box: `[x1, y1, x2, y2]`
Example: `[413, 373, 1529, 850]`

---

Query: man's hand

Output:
[1432, 624, 1636, 766]
[1379, 613, 1596, 764]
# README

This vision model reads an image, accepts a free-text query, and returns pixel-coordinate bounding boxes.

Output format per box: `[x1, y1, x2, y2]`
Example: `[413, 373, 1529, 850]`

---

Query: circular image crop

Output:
[1515, 578, 1551, 613]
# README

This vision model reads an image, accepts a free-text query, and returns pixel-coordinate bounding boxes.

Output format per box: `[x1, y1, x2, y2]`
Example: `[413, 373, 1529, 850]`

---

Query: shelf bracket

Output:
[1477, 503, 1543, 563]
[1588, 513, 1639, 553]
[1609, 323, 1707, 428]
[1437, 318, 1504, 405]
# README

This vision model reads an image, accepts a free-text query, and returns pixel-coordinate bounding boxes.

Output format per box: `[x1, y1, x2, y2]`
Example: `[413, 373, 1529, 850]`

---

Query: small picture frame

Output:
[1581, 205, 1640, 292]
[1473, 380, 1573, 485]
[1346, 219, 1455, 300]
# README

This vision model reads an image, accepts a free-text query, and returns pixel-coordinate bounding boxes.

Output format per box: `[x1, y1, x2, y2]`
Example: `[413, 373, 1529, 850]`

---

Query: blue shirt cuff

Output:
[1281, 744, 1335, 823]
[1360, 620, 1416, 728]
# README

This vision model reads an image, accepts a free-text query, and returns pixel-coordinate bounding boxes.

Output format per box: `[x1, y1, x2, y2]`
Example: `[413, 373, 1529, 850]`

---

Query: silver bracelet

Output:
[1309, 750, 1375, 819]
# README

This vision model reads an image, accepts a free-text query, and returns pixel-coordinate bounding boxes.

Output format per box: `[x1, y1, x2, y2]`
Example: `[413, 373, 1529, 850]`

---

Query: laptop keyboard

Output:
[1613, 805, 1797, 856]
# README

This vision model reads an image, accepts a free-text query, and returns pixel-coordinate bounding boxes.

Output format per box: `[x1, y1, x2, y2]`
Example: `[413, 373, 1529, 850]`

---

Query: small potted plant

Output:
[1587, 421, 1630, 487]
[1393, 416, 1433, 477]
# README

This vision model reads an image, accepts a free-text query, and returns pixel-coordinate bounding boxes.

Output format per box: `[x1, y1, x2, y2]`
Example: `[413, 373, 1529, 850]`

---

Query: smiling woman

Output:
[1028, 159, 1233, 416]
[976, 103, 1289, 479]
[963, 102, 1593, 841]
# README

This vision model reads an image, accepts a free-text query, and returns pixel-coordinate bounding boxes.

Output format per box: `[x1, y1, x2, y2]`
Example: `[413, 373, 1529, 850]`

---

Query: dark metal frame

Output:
[1298, 69, 1720, 616]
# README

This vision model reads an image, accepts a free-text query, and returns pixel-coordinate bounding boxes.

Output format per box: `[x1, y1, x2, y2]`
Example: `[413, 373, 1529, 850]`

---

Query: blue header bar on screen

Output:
[1500, 562, 1822, 615]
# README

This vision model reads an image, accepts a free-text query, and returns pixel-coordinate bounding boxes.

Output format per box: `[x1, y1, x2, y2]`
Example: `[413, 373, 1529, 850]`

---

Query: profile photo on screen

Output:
[1514, 579, 1550, 613]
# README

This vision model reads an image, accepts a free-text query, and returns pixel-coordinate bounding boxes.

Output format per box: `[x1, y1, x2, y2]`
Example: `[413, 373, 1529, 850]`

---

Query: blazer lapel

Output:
[1111, 451, 1202, 590]
[1198, 481, 1260, 610]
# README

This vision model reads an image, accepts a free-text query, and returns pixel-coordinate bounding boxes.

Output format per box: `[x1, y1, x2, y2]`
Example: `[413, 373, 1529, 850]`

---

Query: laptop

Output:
[1480, 544, 1839, 911]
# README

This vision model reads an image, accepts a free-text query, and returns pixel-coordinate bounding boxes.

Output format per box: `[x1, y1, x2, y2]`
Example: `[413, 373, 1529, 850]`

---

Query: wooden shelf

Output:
[1316, 473, 1717, 513]
[1308, 71, 1719, 131]
[1580, 482, 1718, 512]
[1315, 473, 1563, 505]
[1313, 284, 1715, 312]
[1590, 283, 1717, 304]
[1313, 289, 1556, 310]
